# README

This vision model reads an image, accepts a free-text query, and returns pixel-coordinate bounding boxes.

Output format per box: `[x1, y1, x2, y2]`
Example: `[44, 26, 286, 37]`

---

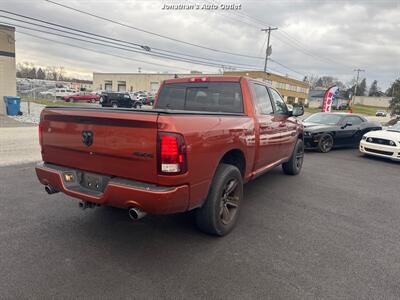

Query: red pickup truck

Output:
[36, 76, 304, 236]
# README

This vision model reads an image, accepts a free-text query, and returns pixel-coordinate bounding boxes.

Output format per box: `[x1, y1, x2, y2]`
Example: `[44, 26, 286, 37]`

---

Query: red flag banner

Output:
[322, 86, 339, 112]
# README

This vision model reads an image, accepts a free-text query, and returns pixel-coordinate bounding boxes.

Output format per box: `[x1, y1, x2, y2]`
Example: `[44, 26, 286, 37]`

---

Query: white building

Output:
[0, 25, 16, 115]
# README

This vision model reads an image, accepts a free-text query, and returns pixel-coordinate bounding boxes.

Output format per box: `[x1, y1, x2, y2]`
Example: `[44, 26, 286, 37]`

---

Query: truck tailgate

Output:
[41, 108, 158, 182]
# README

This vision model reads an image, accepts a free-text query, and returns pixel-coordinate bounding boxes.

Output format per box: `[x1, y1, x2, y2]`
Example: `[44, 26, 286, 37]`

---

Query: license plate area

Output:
[78, 171, 111, 193]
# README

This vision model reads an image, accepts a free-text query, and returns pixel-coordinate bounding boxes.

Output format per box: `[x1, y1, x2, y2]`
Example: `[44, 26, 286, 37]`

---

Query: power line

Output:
[0, 19, 264, 71]
[1, 20, 258, 70]
[42, 2, 309, 76]
[269, 59, 306, 77]
[44, 0, 264, 59]
[16, 27, 288, 77]
[0, 11, 264, 68]
[275, 31, 353, 69]
[16, 31, 196, 72]
[2, 7, 303, 77]
[198, 1, 310, 77]
[208, 2, 354, 70]
[0, 10, 262, 65]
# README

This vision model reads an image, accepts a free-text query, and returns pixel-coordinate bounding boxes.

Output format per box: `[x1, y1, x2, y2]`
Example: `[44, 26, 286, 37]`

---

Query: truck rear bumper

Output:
[35, 162, 189, 214]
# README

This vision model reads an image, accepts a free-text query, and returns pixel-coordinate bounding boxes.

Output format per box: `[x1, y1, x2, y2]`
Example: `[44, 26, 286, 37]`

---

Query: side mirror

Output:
[291, 105, 304, 117]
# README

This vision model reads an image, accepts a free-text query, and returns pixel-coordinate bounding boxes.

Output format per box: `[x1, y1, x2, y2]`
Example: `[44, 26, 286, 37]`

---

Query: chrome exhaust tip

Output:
[45, 185, 59, 195]
[128, 207, 147, 220]
[79, 201, 96, 210]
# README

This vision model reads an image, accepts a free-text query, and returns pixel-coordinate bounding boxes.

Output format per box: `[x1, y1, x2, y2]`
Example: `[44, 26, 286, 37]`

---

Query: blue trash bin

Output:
[3, 96, 21, 116]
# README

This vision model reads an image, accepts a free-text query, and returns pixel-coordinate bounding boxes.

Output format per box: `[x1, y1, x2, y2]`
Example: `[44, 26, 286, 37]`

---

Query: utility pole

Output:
[352, 68, 365, 106]
[261, 27, 278, 72]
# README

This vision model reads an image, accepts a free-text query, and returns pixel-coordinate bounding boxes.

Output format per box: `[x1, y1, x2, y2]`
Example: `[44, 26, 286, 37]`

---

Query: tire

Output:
[317, 133, 334, 153]
[90, 99, 96, 103]
[282, 139, 304, 175]
[112, 102, 118, 108]
[195, 164, 243, 236]
[70, 98, 75, 103]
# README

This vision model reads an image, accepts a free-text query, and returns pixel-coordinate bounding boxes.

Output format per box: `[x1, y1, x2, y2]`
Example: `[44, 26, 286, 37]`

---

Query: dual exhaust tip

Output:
[45, 185, 146, 220]
[45, 185, 59, 195]
[128, 207, 147, 220]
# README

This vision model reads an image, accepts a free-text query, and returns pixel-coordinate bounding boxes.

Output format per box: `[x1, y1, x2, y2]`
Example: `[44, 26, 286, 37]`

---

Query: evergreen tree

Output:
[357, 78, 366, 96]
[368, 80, 379, 96]
[389, 96, 400, 116]
[386, 79, 400, 97]
[27, 67, 37, 79]
[36, 68, 46, 80]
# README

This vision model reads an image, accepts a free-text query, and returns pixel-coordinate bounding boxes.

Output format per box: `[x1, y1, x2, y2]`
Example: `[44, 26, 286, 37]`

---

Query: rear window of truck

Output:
[156, 82, 243, 113]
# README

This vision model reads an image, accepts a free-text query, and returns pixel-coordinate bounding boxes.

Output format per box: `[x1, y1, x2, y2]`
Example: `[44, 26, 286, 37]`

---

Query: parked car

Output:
[35, 76, 305, 236]
[360, 121, 400, 161]
[39, 88, 56, 98]
[337, 103, 349, 110]
[63, 92, 100, 103]
[142, 96, 155, 106]
[375, 111, 387, 117]
[303, 112, 382, 152]
[99, 92, 141, 108]
[40, 88, 75, 99]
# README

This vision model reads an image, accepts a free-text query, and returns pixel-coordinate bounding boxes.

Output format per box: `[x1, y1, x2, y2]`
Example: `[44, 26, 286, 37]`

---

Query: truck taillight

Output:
[189, 77, 208, 82]
[158, 132, 187, 175]
[38, 123, 44, 147]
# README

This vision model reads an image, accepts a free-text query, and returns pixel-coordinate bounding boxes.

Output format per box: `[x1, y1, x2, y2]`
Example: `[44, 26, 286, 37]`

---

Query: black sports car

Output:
[303, 112, 382, 152]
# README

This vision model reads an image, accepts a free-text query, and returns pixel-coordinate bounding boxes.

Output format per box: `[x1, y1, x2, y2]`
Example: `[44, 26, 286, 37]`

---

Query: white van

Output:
[40, 88, 76, 98]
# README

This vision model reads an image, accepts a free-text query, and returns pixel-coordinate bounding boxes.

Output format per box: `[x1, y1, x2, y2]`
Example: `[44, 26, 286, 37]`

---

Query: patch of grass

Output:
[351, 104, 387, 116]
[305, 104, 387, 116]
[304, 107, 321, 114]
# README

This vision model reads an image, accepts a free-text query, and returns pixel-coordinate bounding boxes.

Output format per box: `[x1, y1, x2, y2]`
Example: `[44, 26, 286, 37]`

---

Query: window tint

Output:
[345, 116, 363, 125]
[157, 82, 243, 113]
[269, 88, 288, 115]
[157, 85, 186, 109]
[251, 83, 273, 115]
[305, 113, 342, 125]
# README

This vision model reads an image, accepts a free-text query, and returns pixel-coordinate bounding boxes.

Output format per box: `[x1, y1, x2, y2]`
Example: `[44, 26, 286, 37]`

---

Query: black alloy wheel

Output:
[219, 179, 240, 225]
[282, 139, 304, 175]
[318, 134, 334, 153]
[195, 164, 243, 236]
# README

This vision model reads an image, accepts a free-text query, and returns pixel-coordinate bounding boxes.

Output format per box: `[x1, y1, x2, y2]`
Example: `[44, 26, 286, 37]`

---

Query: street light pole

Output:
[261, 27, 278, 72]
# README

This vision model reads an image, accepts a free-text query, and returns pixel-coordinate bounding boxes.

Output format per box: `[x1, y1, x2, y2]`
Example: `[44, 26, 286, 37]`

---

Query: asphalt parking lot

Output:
[1, 149, 399, 299]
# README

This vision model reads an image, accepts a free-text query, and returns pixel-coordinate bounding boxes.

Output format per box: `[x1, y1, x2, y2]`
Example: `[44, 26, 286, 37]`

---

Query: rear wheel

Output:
[317, 134, 333, 153]
[90, 98, 96, 103]
[195, 164, 243, 236]
[282, 139, 304, 175]
[112, 102, 118, 108]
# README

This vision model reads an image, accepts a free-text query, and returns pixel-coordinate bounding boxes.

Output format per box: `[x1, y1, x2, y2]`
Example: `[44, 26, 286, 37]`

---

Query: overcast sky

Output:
[1, 0, 399, 90]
